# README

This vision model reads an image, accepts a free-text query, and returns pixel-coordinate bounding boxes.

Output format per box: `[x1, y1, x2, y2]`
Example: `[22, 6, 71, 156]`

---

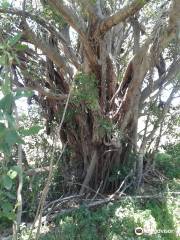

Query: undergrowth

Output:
[39, 190, 180, 240]
[39, 145, 180, 240]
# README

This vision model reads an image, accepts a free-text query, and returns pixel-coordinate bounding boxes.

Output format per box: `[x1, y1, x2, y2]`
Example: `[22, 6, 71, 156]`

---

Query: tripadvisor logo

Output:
[135, 227, 143, 236]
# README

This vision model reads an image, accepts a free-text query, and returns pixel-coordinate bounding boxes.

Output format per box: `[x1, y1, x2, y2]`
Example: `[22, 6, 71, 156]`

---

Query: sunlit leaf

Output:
[8, 33, 22, 47]
[0, 93, 13, 113]
[7, 169, 17, 179]
[5, 130, 24, 146]
[0, 55, 6, 65]
[1, 76, 11, 94]
[15, 43, 28, 52]
[19, 125, 42, 136]
[0, 0, 10, 9]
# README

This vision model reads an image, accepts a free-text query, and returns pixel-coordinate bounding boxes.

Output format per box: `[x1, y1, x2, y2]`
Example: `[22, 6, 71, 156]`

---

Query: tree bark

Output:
[3, 0, 179, 194]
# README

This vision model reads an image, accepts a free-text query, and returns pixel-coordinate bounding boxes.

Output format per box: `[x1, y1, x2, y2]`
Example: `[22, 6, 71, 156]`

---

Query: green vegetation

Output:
[73, 72, 99, 110]
[155, 144, 180, 179]
[20, 144, 179, 240]
[40, 189, 180, 240]
[0, 0, 180, 239]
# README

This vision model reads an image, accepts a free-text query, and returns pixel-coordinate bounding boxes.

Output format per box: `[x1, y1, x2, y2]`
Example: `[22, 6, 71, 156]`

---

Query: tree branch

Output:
[14, 86, 68, 101]
[4, 0, 96, 69]
[13, 105, 23, 239]
[117, 0, 180, 131]
[140, 58, 180, 104]
[46, 1, 99, 67]
[98, 0, 150, 35]
[143, 82, 180, 145]
[47, 0, 86, 39]
[74, 0, 102, 19]
[0, 7, 81, 70]
[21, 21, 73, 77]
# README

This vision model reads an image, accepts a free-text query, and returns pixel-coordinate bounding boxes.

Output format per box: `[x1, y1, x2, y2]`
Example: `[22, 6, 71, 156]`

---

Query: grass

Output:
[17, 144, 180, 240]
[39, 148, 180, 240]
[39, 192, 180, 240]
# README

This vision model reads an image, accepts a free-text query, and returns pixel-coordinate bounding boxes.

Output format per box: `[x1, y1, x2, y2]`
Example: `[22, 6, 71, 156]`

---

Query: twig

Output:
[43, 194, 84, 213]
[25, 166, 52, 176]
[14, 86, 68, 101]
[115, 170, 133, 193]
[66, 181, 106, 199]
[13, 105, 23, 240]
[91, 181, 103, 201]
[34, 145, 66, 240]
[46, 191, 180, 221]
[28, 85, 72, 240]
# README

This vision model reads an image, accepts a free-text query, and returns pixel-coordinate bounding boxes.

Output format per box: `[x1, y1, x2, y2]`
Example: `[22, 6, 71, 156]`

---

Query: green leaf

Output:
[7, 212, 16, 220]
[15, 43, 28, 52]
[0, 93, 13, 112]
[0, 122, 7, 144]
[2, 202, 13, 214]
[5, 130, 24, 146]
[7, 169, 17, 179]
[1, 202, 15, 220]
[0, 44, 5, 50]
[0, 122, 6, 132]
[14, 89, 33, 100]
[11, 166, 21, 176]
[13, 54, 21, 65]
[4, 112, 16, 128]
[2, 175, 13, 190]
[8, 33, 22, 47]
[1, 77, 11, 94]
[0, 55, 6, 65]
[0, 109, 3, 118]
[1, 71, 12, 93]
[0, 0, 10, 9]
[4, 191, 16, 200]
[19, 125, 42, 136]
[0, 142, 10, 155]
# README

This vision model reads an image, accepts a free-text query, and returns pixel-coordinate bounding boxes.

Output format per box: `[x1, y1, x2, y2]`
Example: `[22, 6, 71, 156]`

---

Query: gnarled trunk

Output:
[58, 30, 138, 193]
[6, 0, 179, 195]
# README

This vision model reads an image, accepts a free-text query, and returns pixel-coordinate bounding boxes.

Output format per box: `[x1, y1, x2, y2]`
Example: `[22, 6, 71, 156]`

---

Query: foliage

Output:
[0, 167, 17, 223]
[39, 194, 179, 240]
[0, 33, 27, 66]
[0, 0, 179, 238]
[0, 37, 42, 228]
[42, 4, 67, 29]
[73, 72, 99, 110]
[155, 143, 180, 179]
[97, 117, 114, 136]
[38, 143, 180, 240]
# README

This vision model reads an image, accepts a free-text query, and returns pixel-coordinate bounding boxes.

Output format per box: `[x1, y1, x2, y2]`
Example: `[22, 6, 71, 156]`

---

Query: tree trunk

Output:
[58, 19, 138, 193]
[7, 0, 179, 195]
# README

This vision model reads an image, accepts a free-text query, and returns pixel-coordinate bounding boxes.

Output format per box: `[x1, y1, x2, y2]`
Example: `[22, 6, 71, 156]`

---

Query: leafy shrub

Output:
[73, 72, 99, 110]
[155, 144, 180, 179]
[40, 197, 179, 240]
